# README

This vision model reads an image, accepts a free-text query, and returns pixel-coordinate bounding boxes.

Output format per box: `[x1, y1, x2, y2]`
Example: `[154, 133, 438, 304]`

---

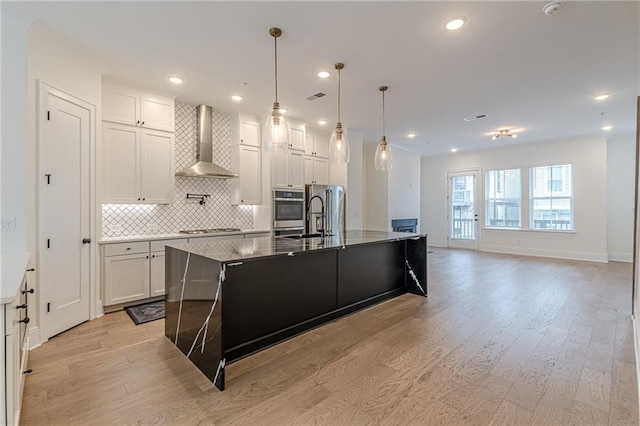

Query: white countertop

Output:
[1, 251, 31, 304]
[99, 229, 272, 244]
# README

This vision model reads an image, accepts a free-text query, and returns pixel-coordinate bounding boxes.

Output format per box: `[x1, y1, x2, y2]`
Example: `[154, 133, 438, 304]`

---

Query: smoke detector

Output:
[542, 2, 563, 16]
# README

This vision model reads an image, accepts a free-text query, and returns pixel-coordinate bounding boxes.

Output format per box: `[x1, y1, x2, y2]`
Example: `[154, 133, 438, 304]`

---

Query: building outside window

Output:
[485, 169, 521, 228]
[530, 164, 573, 230]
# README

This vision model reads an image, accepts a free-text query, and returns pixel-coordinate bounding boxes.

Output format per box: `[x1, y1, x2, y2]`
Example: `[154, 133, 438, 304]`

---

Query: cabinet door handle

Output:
[126, 247, 131, 251]
[138, 198, 141, 201]
[18, 317, 30, 324]
[82, 238, 91, 244]
[152, 254, 155, 258]
[142, 198, 146, 201]
[21, 289, 34, 294]
[23, 369, 33, 374]
[16, 304, 27, 309]
[142, 121, 145, 125]
[136, 120, 140, 125]
[146, 255, 149, 259]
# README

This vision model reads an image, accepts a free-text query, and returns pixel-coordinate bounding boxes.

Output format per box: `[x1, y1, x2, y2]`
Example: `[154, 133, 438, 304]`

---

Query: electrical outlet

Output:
[147, 223, 159, 233]
[1, 217, 16, 232]
[110, 224, 123, 234]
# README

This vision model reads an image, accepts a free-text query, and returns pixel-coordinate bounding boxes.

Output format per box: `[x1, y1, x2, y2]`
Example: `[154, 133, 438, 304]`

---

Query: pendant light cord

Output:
[274, 36, 278, 103]
[382, 89, 386, 138]
[337, 68, 341, 122]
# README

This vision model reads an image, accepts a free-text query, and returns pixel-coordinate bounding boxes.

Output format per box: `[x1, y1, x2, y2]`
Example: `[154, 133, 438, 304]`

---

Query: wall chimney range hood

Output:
[175, 105, 239, 178]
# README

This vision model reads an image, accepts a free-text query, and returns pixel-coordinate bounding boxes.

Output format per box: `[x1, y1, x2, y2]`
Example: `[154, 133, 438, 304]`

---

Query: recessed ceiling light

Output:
[450, 148, 458, 153]
[231, 95, 243, 101]
[317, 71, 330, 78]
[602, 125, 613, 130]
[168, 76, 183, 84]
[279, 108, 287, 114]
[445, 17, 466, 31]
[407, 133, 416, 139]
[318, 120, 327, 125]
[595, 94, 610, 101]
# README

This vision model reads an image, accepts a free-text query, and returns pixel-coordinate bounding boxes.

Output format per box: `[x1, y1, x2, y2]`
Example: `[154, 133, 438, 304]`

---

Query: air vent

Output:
[463, 114, 488, 122]
[305, 92, 326, 101]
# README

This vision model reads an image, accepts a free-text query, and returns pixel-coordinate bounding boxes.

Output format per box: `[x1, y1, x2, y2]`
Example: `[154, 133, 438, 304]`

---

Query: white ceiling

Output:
[5, 1, 639, 156]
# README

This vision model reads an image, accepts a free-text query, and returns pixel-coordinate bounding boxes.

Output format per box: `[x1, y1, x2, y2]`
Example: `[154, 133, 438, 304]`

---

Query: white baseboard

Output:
[28, 326, 41, 350]
[480, 244, 609, 263]
[427, 239, 447, 248]
[95, 300, 104, 318]
[608, 252, 633, 263]
[633, 315, 640, 419]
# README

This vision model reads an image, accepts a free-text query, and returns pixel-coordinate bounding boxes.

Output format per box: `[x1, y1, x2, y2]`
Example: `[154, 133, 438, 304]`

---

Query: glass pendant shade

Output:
[374, 137, 392, 171]
[328, 123, 350, 163]
[264, 104, 289, 153]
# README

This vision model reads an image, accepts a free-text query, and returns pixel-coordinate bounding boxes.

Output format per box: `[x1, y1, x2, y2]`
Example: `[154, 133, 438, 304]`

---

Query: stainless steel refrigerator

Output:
[305, 184, 346, 236]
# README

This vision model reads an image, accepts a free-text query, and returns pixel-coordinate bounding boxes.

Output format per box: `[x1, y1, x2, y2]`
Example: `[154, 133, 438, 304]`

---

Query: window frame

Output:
[529, 164, 574, 232]
[484, 168, 522, 230]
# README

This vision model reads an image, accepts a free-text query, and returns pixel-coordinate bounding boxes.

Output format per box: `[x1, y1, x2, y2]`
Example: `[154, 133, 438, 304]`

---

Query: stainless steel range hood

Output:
[175, 104, 238, 178]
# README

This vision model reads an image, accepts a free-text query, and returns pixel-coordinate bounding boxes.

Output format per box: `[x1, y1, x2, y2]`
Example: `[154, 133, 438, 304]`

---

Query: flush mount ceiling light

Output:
[329, 63, 350, 163]
[445, 17, 466, 30]
[602, 125, 613, 130]
[374, 86, 393, 171]
[317, 71, 330, 78]
[318, 120, 327, 125]
[407, 133, 416, 139]
[595, 93, 610, 101]
[450, 148, 459, 153]
[264, 27, 289, 153]
[231, 95, 242, 101]
[168, 76, 183, 84]
[492, 129, 518, 140]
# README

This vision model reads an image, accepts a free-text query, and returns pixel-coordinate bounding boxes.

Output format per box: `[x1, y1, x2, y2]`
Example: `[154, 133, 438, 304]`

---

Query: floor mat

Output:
[124, 300, 165, 325]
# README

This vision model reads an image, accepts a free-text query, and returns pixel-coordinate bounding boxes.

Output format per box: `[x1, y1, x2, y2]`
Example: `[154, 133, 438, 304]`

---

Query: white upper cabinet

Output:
[305, 156, 329, 185]
[304, 134, 329, 159]
[272, 150, 304, 189]
[103, 122, 175, 204]
[233, 114, 261, 148]
[103, 82, 175, 132]
[231, 114, 262, 205]
[288, 120, 305, 151]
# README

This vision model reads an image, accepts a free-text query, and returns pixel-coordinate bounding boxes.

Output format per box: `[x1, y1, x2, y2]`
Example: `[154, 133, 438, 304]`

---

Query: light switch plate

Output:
[1, 217, 16, 232]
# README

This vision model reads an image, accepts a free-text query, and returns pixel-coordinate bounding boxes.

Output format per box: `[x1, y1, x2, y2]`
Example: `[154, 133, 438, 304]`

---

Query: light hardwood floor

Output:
[21, 249, 639, 425]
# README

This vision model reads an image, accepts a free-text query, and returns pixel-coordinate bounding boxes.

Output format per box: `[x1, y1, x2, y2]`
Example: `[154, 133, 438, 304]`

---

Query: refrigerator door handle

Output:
[326, 188, 332, 235]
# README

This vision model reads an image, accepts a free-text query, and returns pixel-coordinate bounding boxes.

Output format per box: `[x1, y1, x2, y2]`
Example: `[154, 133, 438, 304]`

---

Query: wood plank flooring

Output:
[21, 249, 639, 425]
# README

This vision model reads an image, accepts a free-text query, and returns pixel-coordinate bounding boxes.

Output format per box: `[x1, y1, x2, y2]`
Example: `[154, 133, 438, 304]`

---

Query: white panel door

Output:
[104, 254, 150, 305]
[141, 93, 174, 132]
[40, 87, 92, 338]
[289, 124, 305, 151]
[313, 157, 329, 185]
[239, 118, 261, 147]
[304, 135, 314, 155]
[271, 152, 288, 188]
[448, 170, 480, 250]
[304, 156, 313, 184]
[103, 122, 139, 203]
[314, 136, 330, 159]
[102, 83, 139, 126]
[141, 129, 174, 203]
[288, 150, 305, 189]
[238, 145, 262, 204]
[150, 252, 166, 297]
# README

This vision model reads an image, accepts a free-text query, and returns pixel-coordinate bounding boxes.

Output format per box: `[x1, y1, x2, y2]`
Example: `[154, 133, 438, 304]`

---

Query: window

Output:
[530, 164, 573, 231]
[485, 169, 521, 228]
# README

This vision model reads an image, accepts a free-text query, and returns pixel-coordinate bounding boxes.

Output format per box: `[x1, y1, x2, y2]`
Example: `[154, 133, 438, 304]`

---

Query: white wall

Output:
[388, 147, 421, 232]
[345, 131, 363, 229]
[607, 133, 635, 262]
[26, 21, 104, 345]
[1, 10, 31, 254]
[363, 144, 388, 231]
[421, 136, 609, 262]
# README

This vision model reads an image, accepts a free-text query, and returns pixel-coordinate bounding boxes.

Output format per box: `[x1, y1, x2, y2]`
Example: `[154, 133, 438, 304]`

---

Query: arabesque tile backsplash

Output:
[101, 102, 254, 238]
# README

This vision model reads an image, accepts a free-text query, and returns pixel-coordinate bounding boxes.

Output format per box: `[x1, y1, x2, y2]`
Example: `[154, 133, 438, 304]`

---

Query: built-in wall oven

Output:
[272, 189, 305, 235]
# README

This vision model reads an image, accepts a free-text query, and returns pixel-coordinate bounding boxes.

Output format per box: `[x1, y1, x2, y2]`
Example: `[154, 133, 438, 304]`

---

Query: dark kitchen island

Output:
[164, 230, 427, 391]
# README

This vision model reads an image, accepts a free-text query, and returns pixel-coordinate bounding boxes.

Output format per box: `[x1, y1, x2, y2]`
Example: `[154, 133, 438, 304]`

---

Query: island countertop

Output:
[167, 230, 426, 263]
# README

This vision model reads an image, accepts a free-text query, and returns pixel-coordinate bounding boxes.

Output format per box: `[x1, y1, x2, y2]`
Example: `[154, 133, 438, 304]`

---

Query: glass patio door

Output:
[448, 170, 480, 250]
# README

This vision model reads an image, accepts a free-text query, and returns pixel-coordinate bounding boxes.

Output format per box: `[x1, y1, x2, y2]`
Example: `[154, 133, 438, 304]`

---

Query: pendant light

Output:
[264, 27, 289, 153]
[374, 86, 393, 171]
[328, 63, 350, 163]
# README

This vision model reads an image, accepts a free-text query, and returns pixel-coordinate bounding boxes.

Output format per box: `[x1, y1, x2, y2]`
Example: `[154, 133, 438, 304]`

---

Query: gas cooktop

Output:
[178, 228, 242, 235]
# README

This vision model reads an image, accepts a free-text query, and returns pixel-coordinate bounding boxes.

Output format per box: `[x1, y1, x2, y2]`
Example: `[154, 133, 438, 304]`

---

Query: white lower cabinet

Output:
[102, 239, 187, 306]
[104, 253, 150, 305]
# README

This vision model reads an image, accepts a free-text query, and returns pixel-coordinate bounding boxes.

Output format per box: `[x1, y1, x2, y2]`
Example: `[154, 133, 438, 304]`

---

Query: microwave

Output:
[273, 189, 305, 230]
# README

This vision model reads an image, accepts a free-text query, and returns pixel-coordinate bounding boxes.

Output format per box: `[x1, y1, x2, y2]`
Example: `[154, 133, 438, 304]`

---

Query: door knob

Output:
[82, 238, 92, 244]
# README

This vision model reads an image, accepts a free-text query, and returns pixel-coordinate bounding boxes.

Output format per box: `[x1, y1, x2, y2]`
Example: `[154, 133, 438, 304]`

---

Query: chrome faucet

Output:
[306, 195, 325, 238]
